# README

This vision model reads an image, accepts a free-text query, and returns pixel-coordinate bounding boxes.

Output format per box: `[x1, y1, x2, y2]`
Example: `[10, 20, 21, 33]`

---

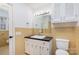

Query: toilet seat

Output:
[56, 49, 69, 55]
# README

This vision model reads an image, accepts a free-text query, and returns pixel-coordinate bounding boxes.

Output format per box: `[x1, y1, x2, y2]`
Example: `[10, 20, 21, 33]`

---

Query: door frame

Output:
[8, 3, 15, 55]
[0, 3, 15, 55]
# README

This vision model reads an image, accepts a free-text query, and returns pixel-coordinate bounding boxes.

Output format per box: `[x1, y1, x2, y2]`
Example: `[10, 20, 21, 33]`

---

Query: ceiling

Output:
[25, 3, 53, 13]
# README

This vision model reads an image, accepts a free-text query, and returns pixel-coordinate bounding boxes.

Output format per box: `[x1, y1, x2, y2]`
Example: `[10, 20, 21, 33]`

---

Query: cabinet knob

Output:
[43, 42, 45, 45]
[47, 48, 49, 51]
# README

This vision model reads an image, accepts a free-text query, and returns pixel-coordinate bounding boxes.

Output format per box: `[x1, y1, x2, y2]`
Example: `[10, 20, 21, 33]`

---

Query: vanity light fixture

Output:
[34, 10, 51, 16]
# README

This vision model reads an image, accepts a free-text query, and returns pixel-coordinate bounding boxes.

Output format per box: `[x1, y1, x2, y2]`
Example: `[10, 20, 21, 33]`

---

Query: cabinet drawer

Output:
[41, 47, 50, 55]
[41, 41, 49, 47]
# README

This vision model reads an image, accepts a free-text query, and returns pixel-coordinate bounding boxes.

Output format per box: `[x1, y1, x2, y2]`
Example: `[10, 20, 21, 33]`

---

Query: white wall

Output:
[12, 3, 53, 29]
[12, 3, 34, 28]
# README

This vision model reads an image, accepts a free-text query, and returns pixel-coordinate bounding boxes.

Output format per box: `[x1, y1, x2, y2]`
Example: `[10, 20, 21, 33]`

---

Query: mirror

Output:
[34, 14, 51, 35]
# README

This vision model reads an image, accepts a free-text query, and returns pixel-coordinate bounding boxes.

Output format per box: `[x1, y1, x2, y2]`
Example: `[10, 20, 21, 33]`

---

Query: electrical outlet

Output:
[16, 32, 22, 35]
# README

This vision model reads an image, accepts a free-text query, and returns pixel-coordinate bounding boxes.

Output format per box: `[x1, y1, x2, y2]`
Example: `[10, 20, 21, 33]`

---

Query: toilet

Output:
[56, 38, 69, 55]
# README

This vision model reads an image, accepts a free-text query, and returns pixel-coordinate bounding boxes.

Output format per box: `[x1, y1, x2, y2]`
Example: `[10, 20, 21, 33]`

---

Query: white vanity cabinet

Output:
[25, 38, 53, 55]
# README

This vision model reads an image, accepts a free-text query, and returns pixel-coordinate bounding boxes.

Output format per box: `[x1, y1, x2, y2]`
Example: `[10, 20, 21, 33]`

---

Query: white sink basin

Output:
[31, 35, 46, 39]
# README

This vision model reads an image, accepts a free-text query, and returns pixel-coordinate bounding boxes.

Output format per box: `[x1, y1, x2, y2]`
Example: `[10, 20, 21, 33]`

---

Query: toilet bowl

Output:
[56, 49, 69, 55]
[55, 38, 69, 55]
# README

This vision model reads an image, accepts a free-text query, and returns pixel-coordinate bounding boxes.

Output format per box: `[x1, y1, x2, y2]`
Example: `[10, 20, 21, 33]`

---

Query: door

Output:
[0, 3, 15, 55]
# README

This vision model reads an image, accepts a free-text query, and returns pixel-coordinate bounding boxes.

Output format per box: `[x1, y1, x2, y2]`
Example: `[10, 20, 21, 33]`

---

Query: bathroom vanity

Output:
[24, 35, 53, 55]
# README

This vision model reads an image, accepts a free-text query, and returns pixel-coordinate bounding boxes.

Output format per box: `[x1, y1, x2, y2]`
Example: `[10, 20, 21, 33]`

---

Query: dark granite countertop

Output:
[24, 35, 53, 41]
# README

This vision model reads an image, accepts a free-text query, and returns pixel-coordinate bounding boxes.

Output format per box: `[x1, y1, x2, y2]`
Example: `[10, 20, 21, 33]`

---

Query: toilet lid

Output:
[56, 49, 69, 55]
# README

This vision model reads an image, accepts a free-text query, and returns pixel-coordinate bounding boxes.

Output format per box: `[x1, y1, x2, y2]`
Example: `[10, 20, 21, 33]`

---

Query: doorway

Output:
[0, 6, 9, 55]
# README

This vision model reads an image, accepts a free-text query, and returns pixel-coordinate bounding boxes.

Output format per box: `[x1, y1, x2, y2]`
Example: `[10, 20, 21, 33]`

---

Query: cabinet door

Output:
[33, 43, 40, 55]
[54, 3, 61, 18]
[42, 41, 49, 47]
[53, 3, 65, 23]
[29, 39, 35, 55]
[53, 4, 61, 23]
[28, 39, 35, 55]
[60, 4, 65, 18]
[40, 41, 50, 55]
[41, 47, 50, 55]
[65, 3, 75, 21]
[74, 3, 79, 19]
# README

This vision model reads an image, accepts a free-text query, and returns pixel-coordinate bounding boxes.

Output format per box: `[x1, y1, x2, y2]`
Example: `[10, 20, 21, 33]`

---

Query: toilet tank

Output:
[56, 39, 69, 50]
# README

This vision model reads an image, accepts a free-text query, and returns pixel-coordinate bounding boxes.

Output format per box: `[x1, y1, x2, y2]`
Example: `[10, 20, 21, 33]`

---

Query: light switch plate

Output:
[16, 32, 22, 35]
